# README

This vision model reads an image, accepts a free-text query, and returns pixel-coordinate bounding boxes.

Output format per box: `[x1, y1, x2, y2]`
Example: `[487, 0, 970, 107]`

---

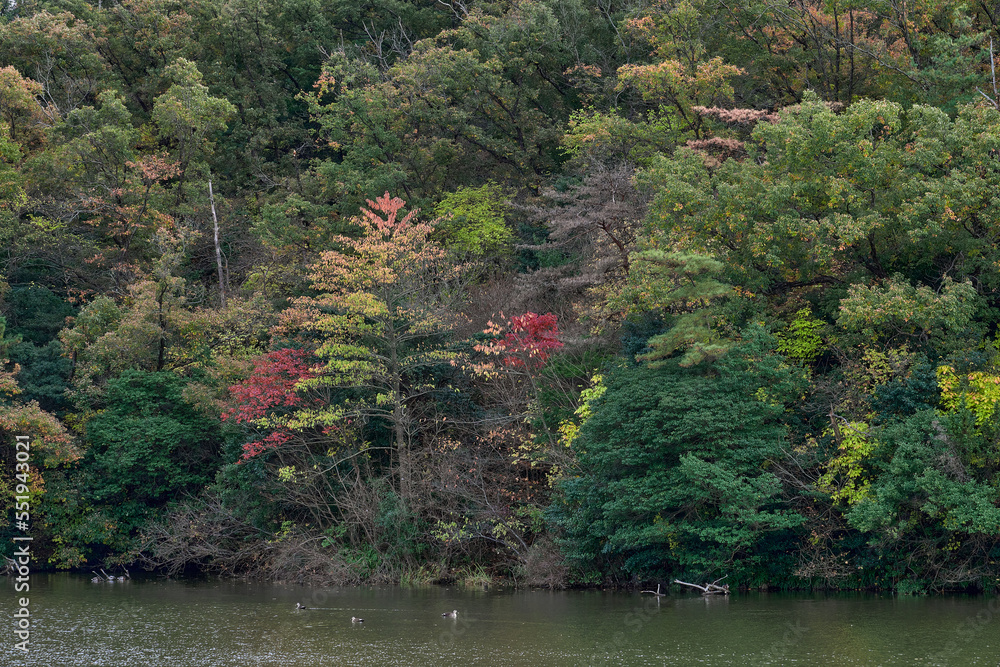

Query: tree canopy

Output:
[2, 0, 1000, 594]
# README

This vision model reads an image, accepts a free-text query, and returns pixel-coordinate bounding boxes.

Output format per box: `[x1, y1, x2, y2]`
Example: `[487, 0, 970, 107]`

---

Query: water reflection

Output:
[3, 574, 1000, 666]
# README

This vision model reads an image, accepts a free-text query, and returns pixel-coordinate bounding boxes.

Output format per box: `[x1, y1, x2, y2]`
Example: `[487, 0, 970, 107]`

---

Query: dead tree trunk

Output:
[209, 178, 226, 309]
[673, 575, 730, 595]
[641, 583, 666, 596]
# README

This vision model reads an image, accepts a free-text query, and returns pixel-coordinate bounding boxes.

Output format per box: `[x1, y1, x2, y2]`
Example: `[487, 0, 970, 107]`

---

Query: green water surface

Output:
[4, 574, 999, 665]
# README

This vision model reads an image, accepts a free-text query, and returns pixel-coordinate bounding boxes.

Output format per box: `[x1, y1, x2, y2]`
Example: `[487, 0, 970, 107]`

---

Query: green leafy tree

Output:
[0, 121, 25, 212]
[433, 182, 513, 259]
[704, 0, 990, 108]
[91, 0, 197, 115]
[4, 285, 76, 412]
[305, 2, 576, 209]
[554, 327, 806, 584]
[611, 249, 734, 367]
[26, 91, 175, 285]
[0, 10, 108, 116]
[151, 58, 236, 200]
[59, 278, 200, 401]
[776, 307, 826, 363]
[616, 0, 742, 139]
[838, 275, 982, 354]
[45, 369, 221, 565]
[305, 52, 410, 216]
[85, 369, 219, 505]
[0, 315, 79, 563]
[0, 65, 53, 149]
[642, 94, 1000, 323]
[833, 409, 1000, 592]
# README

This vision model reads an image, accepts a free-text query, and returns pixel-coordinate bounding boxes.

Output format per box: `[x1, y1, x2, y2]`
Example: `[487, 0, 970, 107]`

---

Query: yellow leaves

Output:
[937, 365, 961, 410]
[466, 360, 501, 380]
[818, 420, 877, 505]
[556, 420, 579, 448]
[942, 533, 962, 553]
[618, 57, 740, 107]
[937, 364, 1000, 425]
[557, 375, 606, 449]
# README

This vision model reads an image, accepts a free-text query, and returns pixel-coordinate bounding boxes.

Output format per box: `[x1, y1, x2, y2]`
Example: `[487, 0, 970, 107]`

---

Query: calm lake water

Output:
[4, 573, 1000, 666]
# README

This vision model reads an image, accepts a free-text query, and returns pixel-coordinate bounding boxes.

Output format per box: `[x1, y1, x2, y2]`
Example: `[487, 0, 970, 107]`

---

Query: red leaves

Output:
[240, 430, 292, 459]
[223, 348, 315, 424]
[475, 311, 564, 373]
[223, 348, 316, 462]
[498, 312, 563, 368]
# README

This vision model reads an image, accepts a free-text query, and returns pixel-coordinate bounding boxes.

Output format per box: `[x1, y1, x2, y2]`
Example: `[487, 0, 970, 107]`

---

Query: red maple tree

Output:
[222, 348, 317, 460]
[498, 312, 563, 369]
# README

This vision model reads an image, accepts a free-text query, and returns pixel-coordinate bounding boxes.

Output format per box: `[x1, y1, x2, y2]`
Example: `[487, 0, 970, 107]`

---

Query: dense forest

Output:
[2, 0, 1000, 595]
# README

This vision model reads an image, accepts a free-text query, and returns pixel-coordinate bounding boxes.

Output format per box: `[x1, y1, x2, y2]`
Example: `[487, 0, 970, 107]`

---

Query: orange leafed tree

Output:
[0, 66, 52, 149]
[281, 193, 465, 500]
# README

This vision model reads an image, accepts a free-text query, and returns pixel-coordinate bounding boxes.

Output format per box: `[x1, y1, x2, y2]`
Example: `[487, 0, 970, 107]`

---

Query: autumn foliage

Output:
[476, 312, 564, 372]
[499, 312, 563, 368]
[8, 0, 1000, 593]
[222, 348, 316, 460]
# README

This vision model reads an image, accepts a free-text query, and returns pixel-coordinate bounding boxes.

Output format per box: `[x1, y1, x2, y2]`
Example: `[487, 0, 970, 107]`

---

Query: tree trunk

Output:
[673, 576, 730, 595]
[387, 318, 410, 502]
[209, 178, 226, 308]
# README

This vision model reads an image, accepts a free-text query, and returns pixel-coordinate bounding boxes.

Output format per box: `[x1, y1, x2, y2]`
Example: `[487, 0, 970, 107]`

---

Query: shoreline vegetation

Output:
[3, 0, 1000, 597]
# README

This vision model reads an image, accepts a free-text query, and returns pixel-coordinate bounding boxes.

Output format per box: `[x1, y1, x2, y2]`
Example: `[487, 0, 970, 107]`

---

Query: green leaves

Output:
[555, 330, 804, 582]
[433, 182, 513, 258]
[833, 411, 1000, 590]
[152, 58, 236, 179]
[838, 275, 981, 351]
[85, 370, 219, 504]
[38, 369, 222, 563]
[305, 1, 576, 210]
[612, 249, 733, 367]
[641, 94, 1000, 348]
[776, 308, 825, 362]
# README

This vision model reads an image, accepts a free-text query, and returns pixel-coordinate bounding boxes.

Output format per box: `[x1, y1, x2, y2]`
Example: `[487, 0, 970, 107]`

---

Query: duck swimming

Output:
[295, 603, 308, 610]
[351, 617, 364, 623]
[442, 610, 458, 618]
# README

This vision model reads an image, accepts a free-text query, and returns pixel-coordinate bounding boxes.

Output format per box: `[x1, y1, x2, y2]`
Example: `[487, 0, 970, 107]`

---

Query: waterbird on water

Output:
[295, 603, 308, 610]
[442, 610, 458, 618]
[352, 617, 364, 623]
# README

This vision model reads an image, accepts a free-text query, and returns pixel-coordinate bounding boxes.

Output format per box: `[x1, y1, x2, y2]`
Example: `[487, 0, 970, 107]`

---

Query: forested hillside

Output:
[2, 0, 1000, 594]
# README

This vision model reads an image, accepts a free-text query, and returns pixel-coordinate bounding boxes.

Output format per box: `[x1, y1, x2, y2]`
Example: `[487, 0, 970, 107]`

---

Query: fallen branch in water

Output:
[673, 575, 730, 595]
[640, 583, 666, 596]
